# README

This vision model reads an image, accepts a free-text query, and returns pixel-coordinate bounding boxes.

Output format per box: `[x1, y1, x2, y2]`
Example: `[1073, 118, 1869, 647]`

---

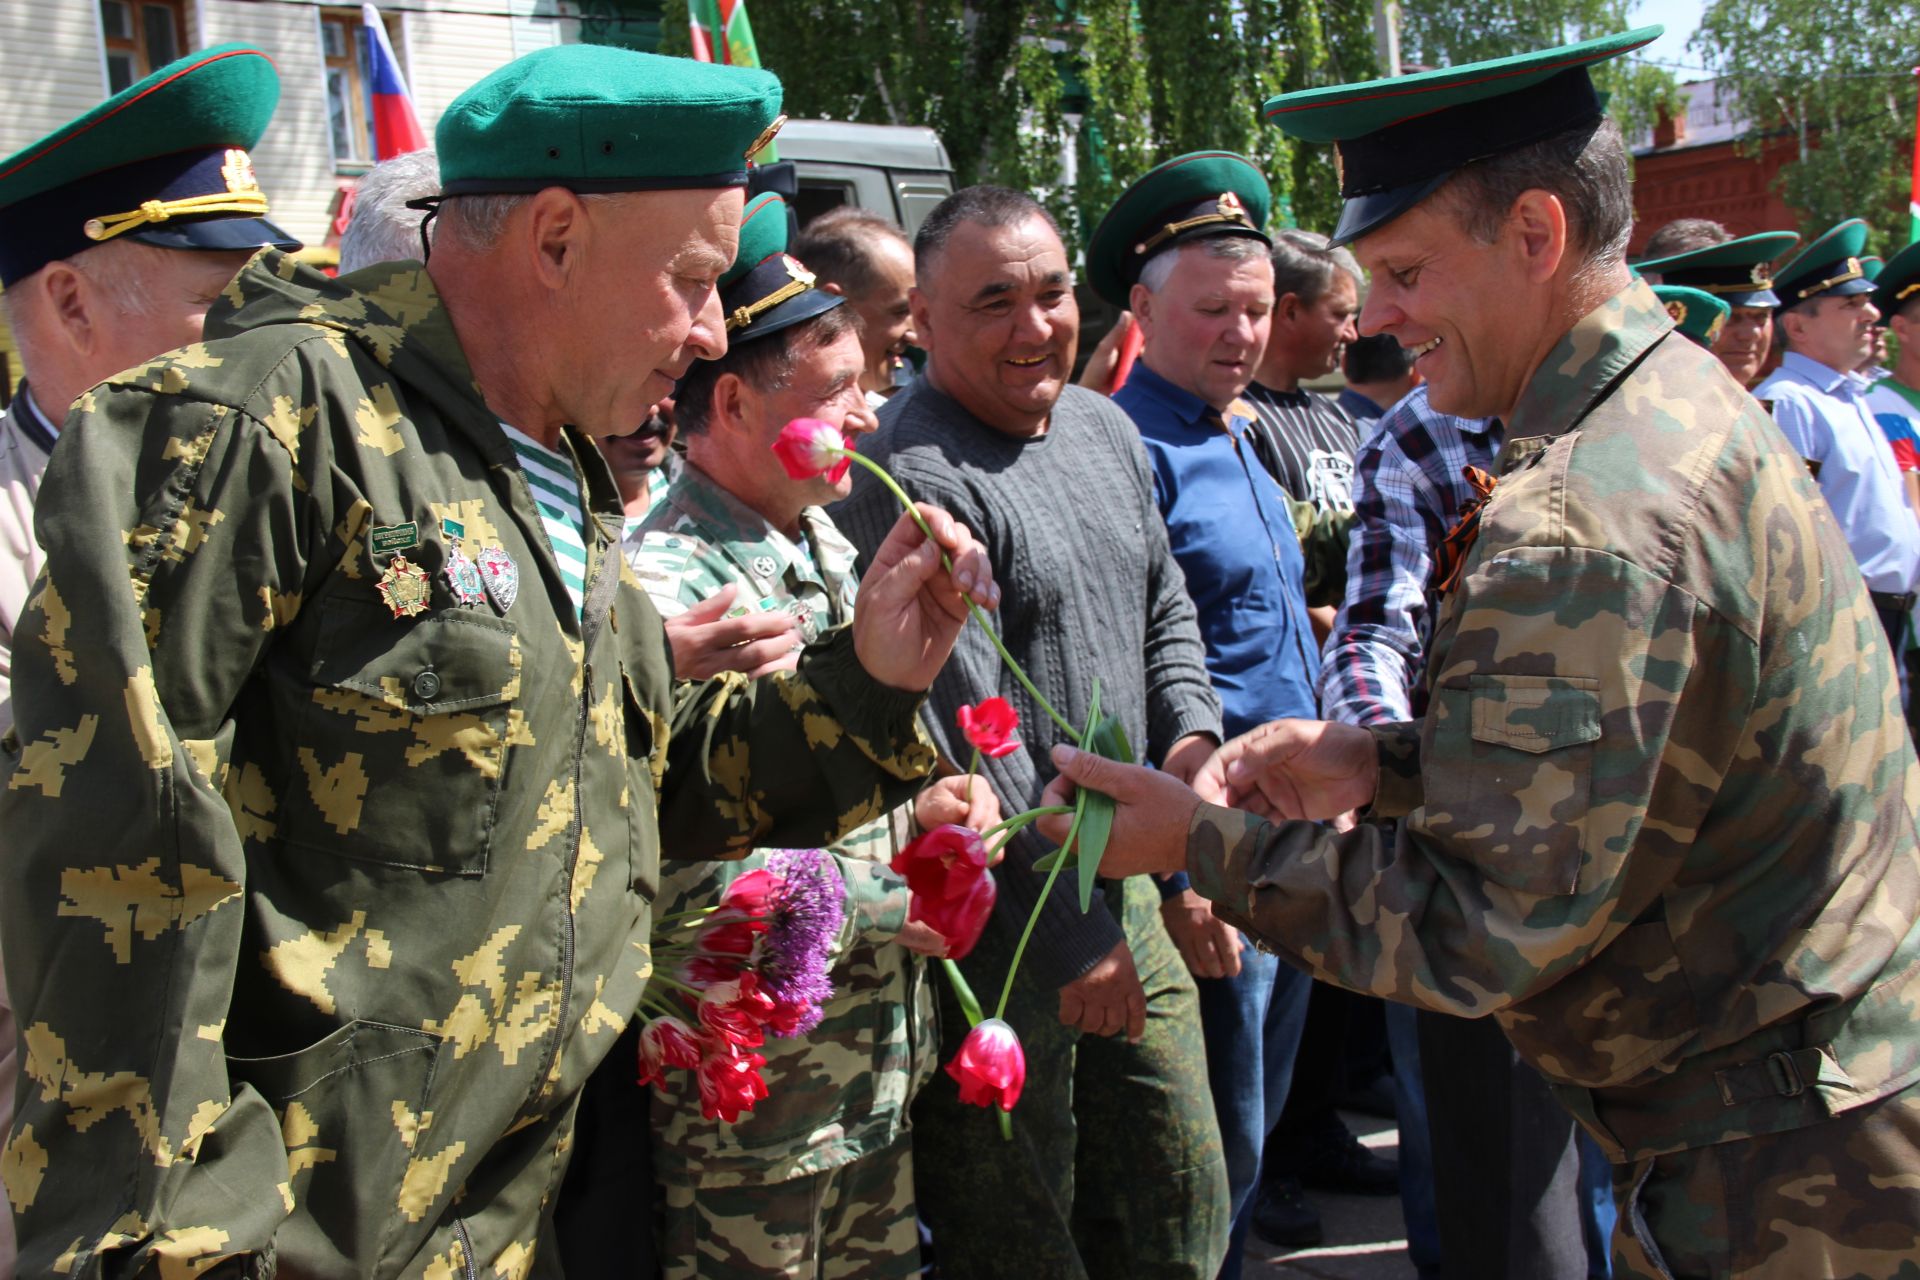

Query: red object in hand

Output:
[958, 697, 1022, 759]
[696, 1039, 771, 1122]
[945, 1017, 1026, 1111]
[891, 824, 997, 960]
[720, 868, 781, 916]
[771, 417, 851, 484]
[698, 972, 778, 1047]
[636, 1016, 703, 1087]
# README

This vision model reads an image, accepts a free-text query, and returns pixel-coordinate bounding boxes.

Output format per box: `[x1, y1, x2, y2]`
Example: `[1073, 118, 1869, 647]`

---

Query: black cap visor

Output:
[727, 285, 844, 347]
[1331, 172, 1449, 247]
[128, 213, 301, 255]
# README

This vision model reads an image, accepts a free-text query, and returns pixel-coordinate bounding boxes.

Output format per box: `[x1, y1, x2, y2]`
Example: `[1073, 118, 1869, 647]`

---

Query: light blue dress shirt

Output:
[1757, 351, 1920, 594]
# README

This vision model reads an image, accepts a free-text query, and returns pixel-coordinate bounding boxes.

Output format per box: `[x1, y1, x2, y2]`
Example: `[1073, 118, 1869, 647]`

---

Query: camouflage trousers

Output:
[911, 876, 1230, 1280]
[1610, 1074, 1920, 1279]
[658, 1135, 919, 1279]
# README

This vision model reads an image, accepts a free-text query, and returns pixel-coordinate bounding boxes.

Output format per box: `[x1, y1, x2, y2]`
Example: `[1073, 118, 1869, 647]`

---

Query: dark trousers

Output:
[913, 877, 1229, 1280]
[1418, 1010, 1588, 1280]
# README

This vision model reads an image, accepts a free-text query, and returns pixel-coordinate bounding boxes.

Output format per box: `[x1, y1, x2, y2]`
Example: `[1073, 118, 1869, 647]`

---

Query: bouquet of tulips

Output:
[777, 417, 1137, 1131]
[636, 847, 846, 1122]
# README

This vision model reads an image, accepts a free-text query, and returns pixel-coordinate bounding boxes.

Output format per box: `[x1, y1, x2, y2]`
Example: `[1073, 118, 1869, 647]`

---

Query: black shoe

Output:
[1251, 1175, 1323, 1248]
[1298, 1124, 1399, 1195]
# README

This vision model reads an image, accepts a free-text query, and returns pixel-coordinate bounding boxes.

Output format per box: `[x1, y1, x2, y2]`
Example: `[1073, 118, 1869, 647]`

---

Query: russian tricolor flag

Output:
[362, 4, 427, 159]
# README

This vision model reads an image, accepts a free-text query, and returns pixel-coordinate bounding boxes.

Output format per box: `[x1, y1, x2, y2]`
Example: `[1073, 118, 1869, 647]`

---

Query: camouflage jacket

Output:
[633, 466, 936, 1184]
[1188, 280, 1920, 1163]
[0, 253, 934, 1279]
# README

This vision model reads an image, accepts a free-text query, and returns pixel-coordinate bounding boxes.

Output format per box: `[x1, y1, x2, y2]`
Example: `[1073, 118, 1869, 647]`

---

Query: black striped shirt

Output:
[1243, 381, 1362, 513]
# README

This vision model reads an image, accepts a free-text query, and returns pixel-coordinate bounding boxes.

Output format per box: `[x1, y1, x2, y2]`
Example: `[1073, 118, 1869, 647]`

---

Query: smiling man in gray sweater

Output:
[835, 186, 1229, 1280]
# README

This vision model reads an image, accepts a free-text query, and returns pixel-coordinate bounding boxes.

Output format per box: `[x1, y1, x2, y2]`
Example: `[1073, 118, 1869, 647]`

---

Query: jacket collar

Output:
[1126, 359, 1251, 433]
[1505, 277, 1673, 444]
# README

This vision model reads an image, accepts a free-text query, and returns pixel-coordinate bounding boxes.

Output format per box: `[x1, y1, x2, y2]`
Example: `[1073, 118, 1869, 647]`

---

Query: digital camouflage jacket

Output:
[0, 253, 934, 1279]
[634, 465, 936, 1185]
[1188, 280, 1920, 1163]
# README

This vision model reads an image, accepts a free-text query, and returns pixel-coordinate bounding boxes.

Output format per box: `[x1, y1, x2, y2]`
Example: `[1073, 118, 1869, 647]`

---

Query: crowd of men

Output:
[0, 19, 1917, 1280]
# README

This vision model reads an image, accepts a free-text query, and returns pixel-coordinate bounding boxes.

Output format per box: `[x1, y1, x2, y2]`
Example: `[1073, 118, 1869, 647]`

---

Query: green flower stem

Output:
[966, 746, 980, 807]
[993, 789, 1087, 1022]
[982, 806, 1072, 841]
[940, 957, 986, 1027]
[836, 447, 1081, 744]
[645, 973, 708, 1001]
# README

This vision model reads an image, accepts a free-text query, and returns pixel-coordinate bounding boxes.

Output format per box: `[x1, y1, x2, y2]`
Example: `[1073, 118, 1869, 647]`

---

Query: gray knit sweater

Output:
[832, 379, 1222, 988]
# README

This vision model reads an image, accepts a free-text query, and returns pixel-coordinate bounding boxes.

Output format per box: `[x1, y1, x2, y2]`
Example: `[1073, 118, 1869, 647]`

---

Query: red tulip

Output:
[891, 824, 998, 960]
[696, 1039, 771, 1122]
[771, 417, 851, 484]
[945, 1017, 1025, 1111]
[957, 697, 1021, 759]
[636, 1016, 702, 1087]
[720, 868, 781, 916]
[698, 972, 777, 1047]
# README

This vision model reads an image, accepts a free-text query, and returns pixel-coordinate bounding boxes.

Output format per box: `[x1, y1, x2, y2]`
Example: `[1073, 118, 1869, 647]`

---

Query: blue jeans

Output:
[1578, 1130, 1616, 1278]
[1384, 1002, 1442, 1278]
[1195, 943, 1311, 1280]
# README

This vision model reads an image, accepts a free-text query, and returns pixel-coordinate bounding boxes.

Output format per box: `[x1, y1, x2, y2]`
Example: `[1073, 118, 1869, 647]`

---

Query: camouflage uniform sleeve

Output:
[838, 855, 911, 947]
[1287, 498, 1353, 609]
[1187, 545, 1755, 1017]
[0, 381, 319, 1274]
[655, 625, 936, 861]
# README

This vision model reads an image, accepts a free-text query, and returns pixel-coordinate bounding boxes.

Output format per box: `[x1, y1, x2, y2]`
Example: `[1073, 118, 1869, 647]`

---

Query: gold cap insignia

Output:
[782, 253, 815, 287]
[1704, 311, 1727, 345]
[1750, 262, 1770, 285]
[1665, 299, 1688, 326]
[222, 148, 261, 195]
[745, 115, 787, 162]
[1218, 191, 1248, 224]
[1333, 143, 1346, 192]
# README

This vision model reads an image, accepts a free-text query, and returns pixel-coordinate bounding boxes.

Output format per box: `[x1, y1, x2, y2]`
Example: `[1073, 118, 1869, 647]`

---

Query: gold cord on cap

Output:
[82, 148, 268, 243]
[1794, 256, 1864, 301]
[1133, 192, 1255, 258]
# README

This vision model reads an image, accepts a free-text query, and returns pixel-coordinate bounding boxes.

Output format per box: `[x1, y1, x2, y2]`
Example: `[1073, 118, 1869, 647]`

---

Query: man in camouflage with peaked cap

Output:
[1042, 25, 1920, 1279]
[0, 44, 1000, 1279]
[632, 192, 997, 1277]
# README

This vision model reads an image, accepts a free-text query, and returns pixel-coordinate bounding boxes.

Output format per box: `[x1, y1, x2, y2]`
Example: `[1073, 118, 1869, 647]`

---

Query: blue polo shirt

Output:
[1114, 362, 1320, 735]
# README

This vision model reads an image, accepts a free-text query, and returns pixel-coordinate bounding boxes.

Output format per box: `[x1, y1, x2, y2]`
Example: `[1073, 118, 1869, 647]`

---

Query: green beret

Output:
[1631, 231, 1800, 309]
[1263, 26, 1659, 245]
[0, 43, 297, 285]
[714, 193, 843, 346]
[437, 44, 784, 195]
[1085, 151, 1273, 309]
[1653, 285, 1729, 347]
[1773, 218, 1875, 308]
[1873, 239, 1920, 321]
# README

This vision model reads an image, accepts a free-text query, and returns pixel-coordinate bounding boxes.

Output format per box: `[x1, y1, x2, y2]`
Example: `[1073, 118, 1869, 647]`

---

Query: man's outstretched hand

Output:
[1035, 745, 1199, 880]
[854, 503, 999, 693]
[1192, 719, 1378, 822]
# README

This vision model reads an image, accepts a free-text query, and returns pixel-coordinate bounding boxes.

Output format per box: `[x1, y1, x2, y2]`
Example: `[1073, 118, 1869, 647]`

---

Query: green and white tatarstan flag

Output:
[688, 0, 775, 159]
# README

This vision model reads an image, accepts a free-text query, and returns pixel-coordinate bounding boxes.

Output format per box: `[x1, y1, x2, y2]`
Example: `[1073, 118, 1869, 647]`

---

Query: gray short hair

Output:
[434, 190, 620, 253]
[1269, 228, 1362, 306]
[2, 237, 161, 339]
[1434, 116, 1633, 273]
[1136, 234, 1269, 295]
[339, 149, 440, 272]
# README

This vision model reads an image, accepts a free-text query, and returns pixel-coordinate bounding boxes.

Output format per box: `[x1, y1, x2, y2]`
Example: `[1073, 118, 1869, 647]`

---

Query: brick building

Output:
[1629, 77, 1803, 256]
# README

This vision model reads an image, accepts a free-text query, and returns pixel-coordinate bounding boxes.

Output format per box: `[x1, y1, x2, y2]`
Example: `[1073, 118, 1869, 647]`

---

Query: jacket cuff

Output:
[799, 625, 934, 780]
[1186, 802, 1263, 918]
[1365, 721, 1424, 819]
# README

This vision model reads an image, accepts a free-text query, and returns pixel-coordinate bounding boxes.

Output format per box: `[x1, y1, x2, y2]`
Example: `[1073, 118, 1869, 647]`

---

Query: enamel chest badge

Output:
[377, 555, 432, 618]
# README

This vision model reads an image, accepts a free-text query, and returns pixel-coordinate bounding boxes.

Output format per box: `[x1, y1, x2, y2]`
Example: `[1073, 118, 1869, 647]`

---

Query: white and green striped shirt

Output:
[501, 423, 589, 617]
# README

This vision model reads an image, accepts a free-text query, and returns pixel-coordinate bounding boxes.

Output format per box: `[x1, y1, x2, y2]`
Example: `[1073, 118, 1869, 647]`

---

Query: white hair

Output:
[339, 148, 441, 272]
[435, 190, 619, 253]
[2, 237, 167, 373]
[1136, 234, 1268, 295]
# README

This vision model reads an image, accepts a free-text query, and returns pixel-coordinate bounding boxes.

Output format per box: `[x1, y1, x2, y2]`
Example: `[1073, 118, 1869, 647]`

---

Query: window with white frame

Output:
[100, 0, 187, 94]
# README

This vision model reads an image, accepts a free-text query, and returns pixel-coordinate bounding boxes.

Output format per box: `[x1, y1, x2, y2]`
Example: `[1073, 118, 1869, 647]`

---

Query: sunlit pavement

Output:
[1249, 1112, 1412, 1280]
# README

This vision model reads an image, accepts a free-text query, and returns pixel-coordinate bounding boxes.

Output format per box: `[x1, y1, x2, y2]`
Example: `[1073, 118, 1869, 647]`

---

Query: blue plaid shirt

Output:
[1318, 385, 1503, 726]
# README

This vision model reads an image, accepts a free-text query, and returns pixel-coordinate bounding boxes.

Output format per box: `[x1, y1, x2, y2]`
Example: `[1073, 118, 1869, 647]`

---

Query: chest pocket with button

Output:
[283, 597, 519, 875]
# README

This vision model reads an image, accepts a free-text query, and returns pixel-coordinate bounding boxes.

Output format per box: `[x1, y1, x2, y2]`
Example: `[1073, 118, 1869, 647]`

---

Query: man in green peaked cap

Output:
[0, 42, 1003, 1279]
[1651, 283, 1730, 348]
[0, 48, 297, 1275]
[631, 192, 996, 1278]
[1633, 221, 1799, 386]
[1038, 25, 1920, 1279]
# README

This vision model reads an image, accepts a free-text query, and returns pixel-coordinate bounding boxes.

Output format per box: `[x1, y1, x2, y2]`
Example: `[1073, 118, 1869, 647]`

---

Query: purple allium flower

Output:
[759, 848, 845, 1029]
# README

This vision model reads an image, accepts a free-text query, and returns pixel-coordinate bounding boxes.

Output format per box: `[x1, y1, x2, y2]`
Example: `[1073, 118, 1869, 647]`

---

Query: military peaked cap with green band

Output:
[716, 193, 842, 343]
[1861, 255, 1883, 282]
[0, 42, 298, 286]
[1262, 26, 1660, 246]
[1632, 231, 1800, 309]
[1085, 151, 1272, 308]
[1873, 239, 1920, 321]
[436, 44, 784, 196]
[1653, 284, 1729, 347]
[1773, 218, 1875, 308]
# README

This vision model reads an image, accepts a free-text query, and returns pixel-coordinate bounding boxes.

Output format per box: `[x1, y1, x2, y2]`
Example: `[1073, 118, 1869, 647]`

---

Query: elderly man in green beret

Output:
[0, 44, 998, 1279]
[1042, 25, 1920, 1278]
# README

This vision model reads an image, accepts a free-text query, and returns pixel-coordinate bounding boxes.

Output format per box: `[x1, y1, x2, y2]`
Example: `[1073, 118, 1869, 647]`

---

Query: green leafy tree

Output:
[1691, 0, 1919, 252]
